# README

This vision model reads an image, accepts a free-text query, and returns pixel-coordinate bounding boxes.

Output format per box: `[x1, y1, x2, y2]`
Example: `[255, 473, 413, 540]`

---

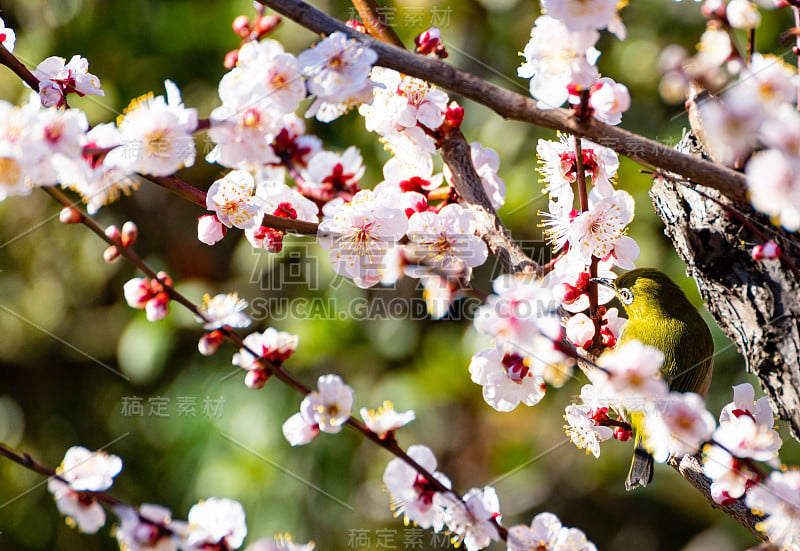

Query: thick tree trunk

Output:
[650, 132, 800, 444]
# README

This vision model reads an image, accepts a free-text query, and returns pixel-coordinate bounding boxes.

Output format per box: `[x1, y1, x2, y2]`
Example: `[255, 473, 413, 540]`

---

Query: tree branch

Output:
[256, 0, 749, 203]
[668, 454, 764, 540]
[438, 129, 537, 274]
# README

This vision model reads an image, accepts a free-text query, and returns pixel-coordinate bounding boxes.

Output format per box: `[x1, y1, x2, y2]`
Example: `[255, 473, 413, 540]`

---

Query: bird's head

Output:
[592, 268, 693, 320]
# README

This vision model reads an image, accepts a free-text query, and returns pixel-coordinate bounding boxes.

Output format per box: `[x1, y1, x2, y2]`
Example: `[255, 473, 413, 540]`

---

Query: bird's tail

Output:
[626, 432, 654, 491]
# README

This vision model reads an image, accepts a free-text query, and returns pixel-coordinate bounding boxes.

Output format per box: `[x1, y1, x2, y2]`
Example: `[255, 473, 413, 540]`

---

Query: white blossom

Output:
[469, 347, 547, 412]
[33, 55, 104, 98]
[114, 504, 182, 551]
[185, 497, 247, 550]
[406, 204, 488, 275]
[0, 17, 16, 52]
[317, 190, 408, 288]
[645, 392, 715, 462]
[541, 0, 619, 33]
[745, 469, 800, 548]
[360, 402, 415, 437]
[441, 486, 501, 551]
[383, 445, 451, 530]
[518, 16, 600, 109]
[298, 32, 377, 121]
[199, 293, 251, 330]
[206, 170, 264, 230]
[107, 80, 197, 177]
[596, 340, 668, 410]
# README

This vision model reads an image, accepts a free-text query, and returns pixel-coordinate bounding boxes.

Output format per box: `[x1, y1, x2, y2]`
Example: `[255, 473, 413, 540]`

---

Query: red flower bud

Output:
[232, 15, 251, 38]
[224, 49, 240, 70]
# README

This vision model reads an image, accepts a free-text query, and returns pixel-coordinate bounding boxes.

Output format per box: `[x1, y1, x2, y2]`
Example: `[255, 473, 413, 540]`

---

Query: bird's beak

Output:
[590, 277, 615, 289]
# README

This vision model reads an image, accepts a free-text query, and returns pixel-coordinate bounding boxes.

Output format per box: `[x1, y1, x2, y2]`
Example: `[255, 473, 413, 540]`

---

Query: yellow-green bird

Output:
[593, 268, 714, 490]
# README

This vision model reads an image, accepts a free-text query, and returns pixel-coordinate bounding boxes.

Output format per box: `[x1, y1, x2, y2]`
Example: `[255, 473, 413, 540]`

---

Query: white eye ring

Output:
[619, 288, 634, 305]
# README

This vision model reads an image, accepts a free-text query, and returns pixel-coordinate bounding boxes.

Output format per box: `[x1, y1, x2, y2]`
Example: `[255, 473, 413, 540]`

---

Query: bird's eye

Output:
[619, 288, 634, 305]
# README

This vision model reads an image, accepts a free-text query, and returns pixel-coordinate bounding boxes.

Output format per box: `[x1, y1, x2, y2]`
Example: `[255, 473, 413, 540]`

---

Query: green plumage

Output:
[613, 268, 715, 490]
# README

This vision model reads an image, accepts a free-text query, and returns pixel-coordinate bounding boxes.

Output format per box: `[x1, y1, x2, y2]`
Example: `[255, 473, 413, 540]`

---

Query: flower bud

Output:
[39, 79, 63, 108]
[105, 224, 121, 242]
[121, 221, 138, 248]
[59, 206, 83, 224]
[414, 27, 442, 56]
[224, 49, 239, 70]
[245, 369, 270, 389]
[566, 313, 596, 350]
[443, 101, 464, 130]
[145, 292, 170, 322]
[752, 240, 781, 261]
[613, 427, 632, 441]
[123, 278, 153, 309]
[198, 330, 225, 356]
[232, 15, 251, 38]
[198, 214, 227, 246]
[103, 245, 120, 263]
[253, 15, 281, 38]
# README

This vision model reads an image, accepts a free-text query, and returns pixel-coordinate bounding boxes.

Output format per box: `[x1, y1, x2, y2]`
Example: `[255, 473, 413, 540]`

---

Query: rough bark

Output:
[650, 132, 800, 444]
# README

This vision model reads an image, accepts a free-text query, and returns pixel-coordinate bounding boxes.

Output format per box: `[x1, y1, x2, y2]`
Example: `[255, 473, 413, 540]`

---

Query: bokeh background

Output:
[0, 0, 797, 549]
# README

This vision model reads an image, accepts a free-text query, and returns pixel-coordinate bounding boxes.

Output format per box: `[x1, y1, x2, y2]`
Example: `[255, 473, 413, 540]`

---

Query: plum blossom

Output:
[298, 32, 377, 121]
[123, 273, 172, 322]
[508, 511, 598, 551]
[256, 180, 319, 223]
[246, 534, 315, 551]
[360, 402, 415, 438]
[564, 189, 639, 269]
[0, 18, 16, 52]
[57, 123, 140, 214]
[114, 504, 183, 551]
[233, 327, 298, 374]
[227, 39, 307, 114]
[383, 445, 451, 530]
[469, 347, 547, 412]
[564, 387, 615, 459]
[700, 98, 761, 166]
[317, 190, 408, 288]
[299, 146, 364, 201]
[588, 77, 631, 125]
[206, 103, 282, 169]
[745, 469, 800, 548]
[360, 67, 449, 136]
[746, 149, 800, 231]
[536, 135, 619, 202]
[206, 170, 264, 230]
[199, 293, 251, 330]
[197, 214, 227, 245]
[473, 276, 573, 386]
[518, 16, 600, 109]
[185, 498, 247, 550]
[107, 81, 197, 177]
[719, 383, 775, 428]
[33, 55, 104, 101]
[441, 486, 501, 551]
[704, 415, 782, 504]
[596, 340, 668, 410]
[645, 392, 716, 462]
[406, 204, 488, 275]
[549, 256, 618, 312]
[727, 0, 761, 29]
[283, 375, 354, 445]
[47, 446, 123, 534]
[542, 0, 620, 33]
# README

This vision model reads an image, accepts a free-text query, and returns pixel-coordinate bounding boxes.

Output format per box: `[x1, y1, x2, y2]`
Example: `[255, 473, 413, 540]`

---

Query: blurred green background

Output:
[0, 0, 796, 549]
